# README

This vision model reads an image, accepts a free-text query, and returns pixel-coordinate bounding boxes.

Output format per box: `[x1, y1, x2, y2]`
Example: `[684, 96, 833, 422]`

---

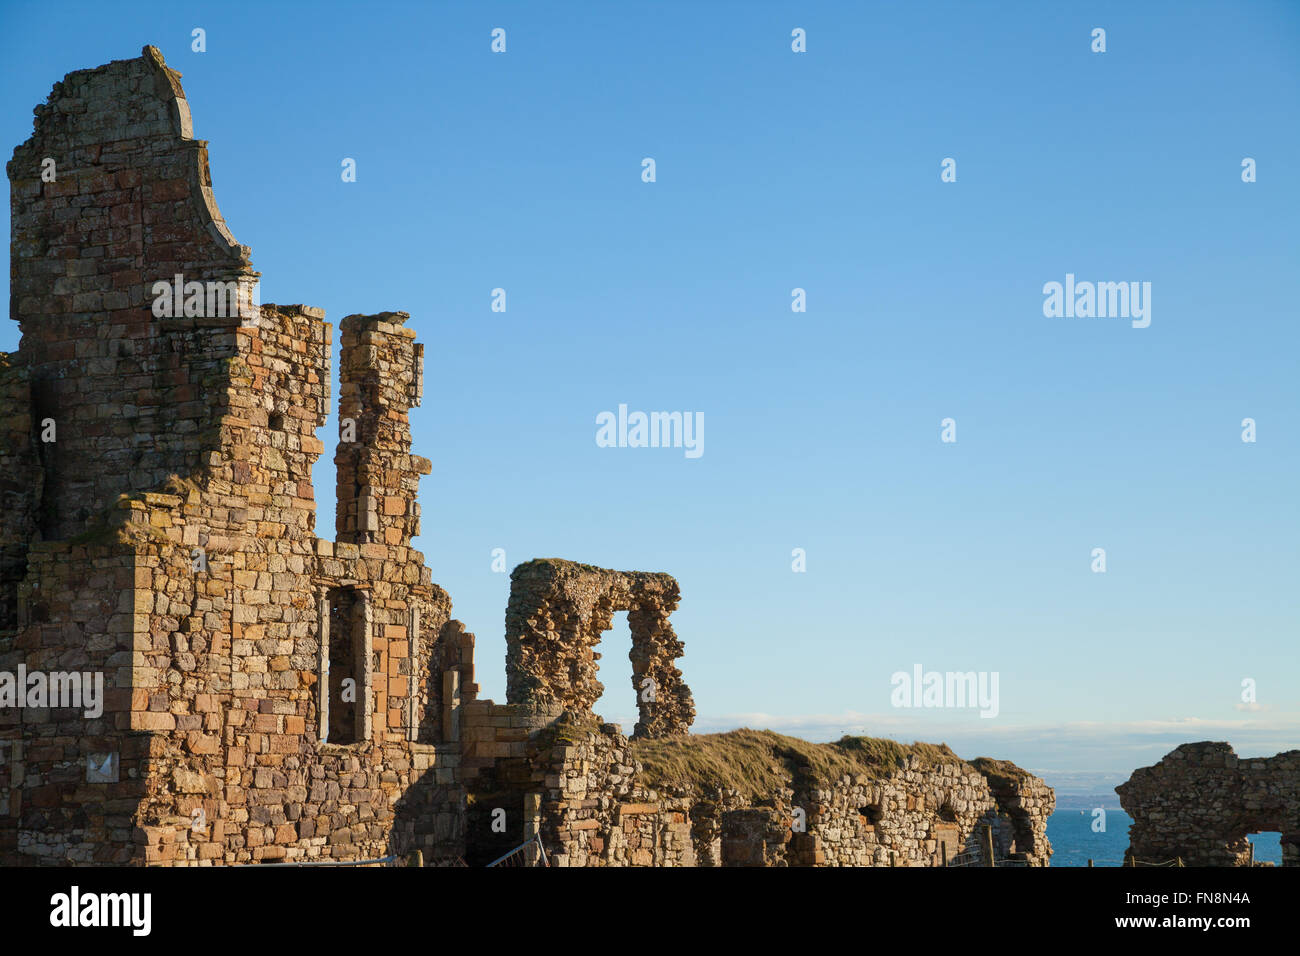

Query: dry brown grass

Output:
[968, 756, 1033, 788]
[629, 728, 962, 800]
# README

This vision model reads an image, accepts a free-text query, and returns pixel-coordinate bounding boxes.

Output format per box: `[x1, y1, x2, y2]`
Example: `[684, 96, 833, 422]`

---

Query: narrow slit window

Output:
[327, 587, 363, 744]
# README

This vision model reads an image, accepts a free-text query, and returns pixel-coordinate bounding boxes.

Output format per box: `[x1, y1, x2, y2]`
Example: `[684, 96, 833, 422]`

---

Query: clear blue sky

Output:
[3, 1, 1297, 776]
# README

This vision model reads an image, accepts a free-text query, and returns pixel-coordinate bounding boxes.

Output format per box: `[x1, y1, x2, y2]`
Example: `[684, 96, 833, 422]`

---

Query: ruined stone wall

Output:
[505, 559, 695, 738]
[7, 46, 254, 543]
[531, 717, 695, 867]
[0, 355, 39, 630]
[452, 712, 1052, 867]
[0, 539, 141, 863]
[694, 750, 1050, 868]
[455, 707, 696, 867]
[0, 299, 464, 865]
[1, 48, 467, 866]
[789, 761, 1006, 866]
[1117, 742, 1300, 867]
[486, 560, 1052, 868]
[969, 757, 1054, 864]
[335, 312, 425, 549]
[3, 45, 1055, 869]
[98, 300, 459, 865]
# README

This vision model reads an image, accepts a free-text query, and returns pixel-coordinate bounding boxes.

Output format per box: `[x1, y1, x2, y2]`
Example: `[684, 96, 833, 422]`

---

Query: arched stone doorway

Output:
[504, 558, 695, 738]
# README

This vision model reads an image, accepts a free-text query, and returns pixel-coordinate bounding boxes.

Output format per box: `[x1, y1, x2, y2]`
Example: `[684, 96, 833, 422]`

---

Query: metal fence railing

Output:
[486, 834, 549, 868]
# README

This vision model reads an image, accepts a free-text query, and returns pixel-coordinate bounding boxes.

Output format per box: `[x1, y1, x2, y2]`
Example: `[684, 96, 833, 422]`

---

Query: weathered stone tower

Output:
[0, 46, 468, 864]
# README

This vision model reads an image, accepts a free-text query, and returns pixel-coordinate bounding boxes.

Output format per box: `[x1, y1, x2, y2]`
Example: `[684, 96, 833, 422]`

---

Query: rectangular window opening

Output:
[327, 587, 363, 744]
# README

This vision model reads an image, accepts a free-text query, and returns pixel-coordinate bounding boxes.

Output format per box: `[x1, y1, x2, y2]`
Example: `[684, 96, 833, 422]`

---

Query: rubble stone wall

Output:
[453, 714, 1053, 867]
[1117, 742, 1300, 866]
[504, 559, 694, 738]
[1, 47, 466, 866]
[0, 541, 141, 863]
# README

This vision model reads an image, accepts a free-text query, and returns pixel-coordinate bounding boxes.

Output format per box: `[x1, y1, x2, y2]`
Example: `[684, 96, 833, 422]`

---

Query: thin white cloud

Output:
[676, 711, 1300, 774]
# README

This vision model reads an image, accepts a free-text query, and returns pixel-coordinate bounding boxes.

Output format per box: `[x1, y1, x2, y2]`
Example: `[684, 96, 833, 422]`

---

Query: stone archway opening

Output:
[504, 559, 696, 739]
[1246, 831, 1282, 866]
[931, 802, 962, 866]
[591, 611, 636, 732]
[1224, 810, 1295, 866]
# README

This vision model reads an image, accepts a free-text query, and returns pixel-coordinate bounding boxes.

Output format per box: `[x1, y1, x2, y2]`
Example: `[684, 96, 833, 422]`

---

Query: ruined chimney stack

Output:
[334, 311, 429, 547]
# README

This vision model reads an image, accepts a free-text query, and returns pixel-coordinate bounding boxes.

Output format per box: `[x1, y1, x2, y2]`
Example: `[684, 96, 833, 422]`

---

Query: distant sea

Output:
[1046, 809, 1282, 867]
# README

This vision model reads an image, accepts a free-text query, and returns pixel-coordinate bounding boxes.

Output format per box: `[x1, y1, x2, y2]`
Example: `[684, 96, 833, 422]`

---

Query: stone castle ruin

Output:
[1118, 742, 1300, 866]
[0, 46, 1053, 866]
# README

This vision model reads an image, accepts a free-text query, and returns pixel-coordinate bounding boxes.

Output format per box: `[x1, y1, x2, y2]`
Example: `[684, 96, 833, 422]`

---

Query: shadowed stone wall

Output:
[1117, 741, 1300, 866]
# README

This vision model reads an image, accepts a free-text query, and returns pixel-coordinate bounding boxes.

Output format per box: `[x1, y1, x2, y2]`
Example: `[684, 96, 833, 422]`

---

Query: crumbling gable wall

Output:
[6, 45, 255, 546]
[505, 559, 695, 738]
[1117, 742, 1300, 866]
